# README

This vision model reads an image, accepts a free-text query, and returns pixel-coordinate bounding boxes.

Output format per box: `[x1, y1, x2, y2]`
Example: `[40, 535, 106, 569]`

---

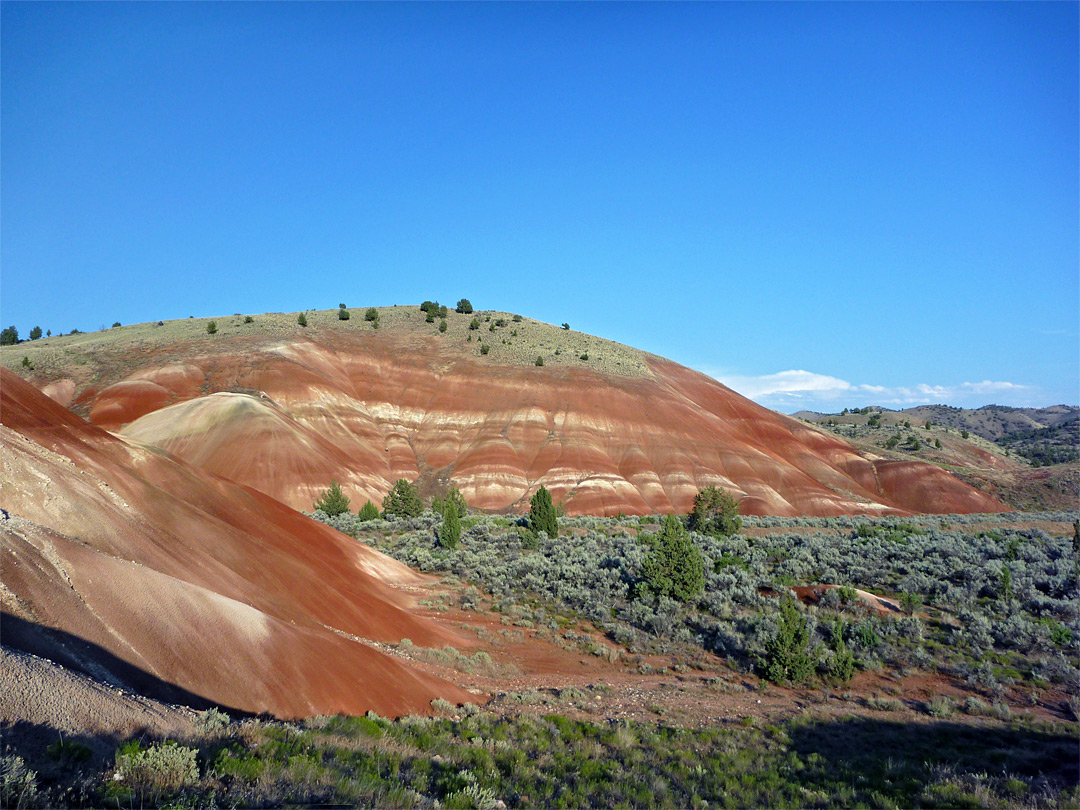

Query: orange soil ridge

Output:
[66, 329, 1013, 516]
[0, 368, 477, 719]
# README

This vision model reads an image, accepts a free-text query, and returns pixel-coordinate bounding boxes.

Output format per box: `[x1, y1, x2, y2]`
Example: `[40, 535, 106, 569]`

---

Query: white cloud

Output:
[702, 368, 1034, 412]
[715, 369, 852, 399]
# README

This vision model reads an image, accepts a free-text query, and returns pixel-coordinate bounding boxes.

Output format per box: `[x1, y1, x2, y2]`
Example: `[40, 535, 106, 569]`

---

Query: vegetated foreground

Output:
[2, 305, 1007, 517]
[3, 499, 1078, 807]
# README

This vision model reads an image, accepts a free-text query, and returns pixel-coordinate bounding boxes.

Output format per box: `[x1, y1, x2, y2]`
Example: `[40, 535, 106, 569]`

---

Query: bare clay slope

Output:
[0, 369, 475, 719]
[57, 311, 1011, 517]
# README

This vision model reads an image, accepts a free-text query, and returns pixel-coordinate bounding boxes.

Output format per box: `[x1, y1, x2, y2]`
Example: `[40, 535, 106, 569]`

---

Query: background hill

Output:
[794, 405, 1079, 511]
[0, 304, 1005, 517]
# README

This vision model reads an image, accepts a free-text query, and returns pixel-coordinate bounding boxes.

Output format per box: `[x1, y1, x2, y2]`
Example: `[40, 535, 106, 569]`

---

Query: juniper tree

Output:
[382, 479, 422, 519]
[687, 486, 742, 537]
[528, 486, 558, 538]
[313, 481, 350, 516]
[641, 515, 705, 602]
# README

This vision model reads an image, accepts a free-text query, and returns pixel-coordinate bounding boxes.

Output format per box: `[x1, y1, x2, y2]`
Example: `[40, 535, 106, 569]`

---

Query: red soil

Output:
[86, 330, 1009, 517]
[0, 368, 478, 719]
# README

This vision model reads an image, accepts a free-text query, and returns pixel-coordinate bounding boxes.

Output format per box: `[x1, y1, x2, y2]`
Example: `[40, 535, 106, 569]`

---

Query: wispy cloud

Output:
[701, 368, 1035, 412]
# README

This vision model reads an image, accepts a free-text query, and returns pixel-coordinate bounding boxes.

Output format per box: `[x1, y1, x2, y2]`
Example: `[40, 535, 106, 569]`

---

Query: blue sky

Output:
[2, 2, 1076, 412]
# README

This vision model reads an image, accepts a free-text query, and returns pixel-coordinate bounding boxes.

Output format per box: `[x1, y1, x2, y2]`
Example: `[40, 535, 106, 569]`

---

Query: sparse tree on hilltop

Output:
[313, 481, 350, 516]
[29, 326, 42, 340]
[456, 299, 473, 314]
[338, 307, 350, 320]
[1, 326, 18, 345]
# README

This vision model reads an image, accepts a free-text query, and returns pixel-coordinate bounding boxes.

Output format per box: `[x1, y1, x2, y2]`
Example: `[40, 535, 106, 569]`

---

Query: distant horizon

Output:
[3, 3, 1076, 412]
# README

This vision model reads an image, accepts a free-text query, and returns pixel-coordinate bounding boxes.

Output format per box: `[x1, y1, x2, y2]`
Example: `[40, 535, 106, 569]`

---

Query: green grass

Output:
[18, 710, 1077, 808]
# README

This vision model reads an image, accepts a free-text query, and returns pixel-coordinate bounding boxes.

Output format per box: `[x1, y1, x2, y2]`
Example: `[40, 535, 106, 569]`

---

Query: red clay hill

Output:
[20, 308, 1005, 517]
[0, 368, 477, 718]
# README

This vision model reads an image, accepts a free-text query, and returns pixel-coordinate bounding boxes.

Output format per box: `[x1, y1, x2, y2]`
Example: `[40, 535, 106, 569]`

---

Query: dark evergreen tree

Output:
[0, 326, 18, 345]
[313, 481, 350, 516]
[357, 500, 381, 522]
[382, 479, 423, 519]
[29, 326, 42, 340]
[761, 598, 818, 684]
[297, 313, 308, 327]
[433, 487, 467, 519]
[687, 486, 742, 537]
[456, 299, 473, 314]
[206, 321, 217, 334]
[528, 486, 558, 538]
[640, 515, 705, 602]
[338, 307, 350, 320]
[439, 507, 461, 549]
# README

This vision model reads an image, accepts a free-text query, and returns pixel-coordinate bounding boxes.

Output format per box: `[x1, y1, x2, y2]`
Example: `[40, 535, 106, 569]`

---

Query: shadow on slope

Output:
[787, 715, 1079, 806]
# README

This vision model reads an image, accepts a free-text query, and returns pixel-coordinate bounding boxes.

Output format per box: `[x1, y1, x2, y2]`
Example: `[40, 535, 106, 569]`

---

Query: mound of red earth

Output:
[0, 369, 476, 719]
[78, 329, 1009, 516]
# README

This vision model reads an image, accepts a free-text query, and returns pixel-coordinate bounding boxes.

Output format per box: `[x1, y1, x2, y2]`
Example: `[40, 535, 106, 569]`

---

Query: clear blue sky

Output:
[3, 2, 1076, 412]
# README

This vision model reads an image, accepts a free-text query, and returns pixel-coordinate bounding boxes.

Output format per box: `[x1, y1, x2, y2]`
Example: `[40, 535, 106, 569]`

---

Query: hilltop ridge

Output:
[1, 303, 1006, 518]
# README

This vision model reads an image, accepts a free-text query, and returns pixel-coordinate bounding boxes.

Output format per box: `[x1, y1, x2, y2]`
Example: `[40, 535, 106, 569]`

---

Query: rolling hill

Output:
[2, 306, 1006, 517]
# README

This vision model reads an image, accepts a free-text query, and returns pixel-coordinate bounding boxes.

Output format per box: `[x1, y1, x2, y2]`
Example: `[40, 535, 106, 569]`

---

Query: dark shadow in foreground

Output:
[787, 714, 1079, 806]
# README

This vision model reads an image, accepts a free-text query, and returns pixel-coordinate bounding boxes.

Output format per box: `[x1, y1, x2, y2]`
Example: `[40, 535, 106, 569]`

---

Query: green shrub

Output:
[761, 598, 818, 684]
[687, 486, 742, 537]
[383, 479, 422, 519]
[579, 353, 588, 361]
[562, 323, 570, 330]
[440, 508, 461, 549]
[433, 487, 468, 519]
[338, 307, 351, 320]
[641, 515, 705, 602]
[365, 307, 379, 322]
[298, 312, 308, 327]
[206, 320, 217, 334]
[243, 315, 254, 324]
[469, 318, 480, 331]
[529, 486, 558, 538]
[480, 344, 490, 355]
[512, 314, 522, 322]
[439, 319, 448, 333]
[358, 500, 381, 521]
[115, 741, 199, 801]
[1, 755, 38, 808]
[20, 356, 32, 369]
[535, 355, 544, 366]
[314, 481, 351, 516]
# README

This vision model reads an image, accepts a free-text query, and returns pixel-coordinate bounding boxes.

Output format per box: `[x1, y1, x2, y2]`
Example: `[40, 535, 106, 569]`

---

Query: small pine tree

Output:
[480, 344, 490, 355]
[297, 313, 308, 327]
[338, 308, 350, 320]
[535, 355, 544, 366]
[687, 486, 741, 537]
[469, 318, 480, 331]
[439, 507, 461, 549]
[206, 320, 217, 335]
[357, 500, 381, 521]
[439, 319, 448, 333]
[382, 479, 422, 519]
[29, 326, 42, 340]
[640, 515, 705, 602]
[433, 487, 467, 518]
[528, 486, 558, 538]
[761, 598, 818, 684]
[313, 481, 350, 516]
[456, 299, 473, 314]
